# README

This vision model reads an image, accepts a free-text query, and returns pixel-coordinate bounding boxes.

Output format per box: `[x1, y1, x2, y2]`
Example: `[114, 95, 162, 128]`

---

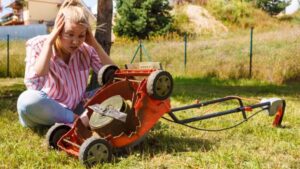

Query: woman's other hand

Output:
[84, 27, 114, 65]
[85, 27, 97, 47]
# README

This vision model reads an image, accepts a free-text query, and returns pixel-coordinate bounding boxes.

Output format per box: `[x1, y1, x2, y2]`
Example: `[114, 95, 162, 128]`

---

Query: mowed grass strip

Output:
[0, 78, 299, 168]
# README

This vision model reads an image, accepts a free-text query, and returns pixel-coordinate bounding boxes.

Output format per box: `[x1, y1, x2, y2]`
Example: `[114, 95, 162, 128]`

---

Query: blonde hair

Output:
[59, 0, 90, 28]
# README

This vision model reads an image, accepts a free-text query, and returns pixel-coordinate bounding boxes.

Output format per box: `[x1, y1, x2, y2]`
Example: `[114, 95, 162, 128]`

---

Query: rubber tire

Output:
[79, 137, 112, 168]
[46, 123, 71, 149]
[97, 64, 119, 86]
[146, 70, 173, 100]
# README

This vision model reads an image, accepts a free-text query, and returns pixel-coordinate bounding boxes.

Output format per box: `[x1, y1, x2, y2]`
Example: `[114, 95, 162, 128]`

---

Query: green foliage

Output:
[289, 10, 300, 24]
[171, 5, 196, 36]
[206, 0, 254, 28]
[255, 0, 290, 15]
[114, 0, 173, 39]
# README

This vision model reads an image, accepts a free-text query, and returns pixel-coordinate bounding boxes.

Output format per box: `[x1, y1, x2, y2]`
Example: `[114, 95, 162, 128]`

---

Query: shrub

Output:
[206, 0, 254, 28]
[114, 0, 173, 39]
[255, 0, 290, 16]
[171, 5, 197, 36]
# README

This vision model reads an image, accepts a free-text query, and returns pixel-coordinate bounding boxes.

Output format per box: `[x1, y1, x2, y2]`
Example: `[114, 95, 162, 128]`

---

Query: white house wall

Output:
[23, 0, 95, 25]
[24, 0, 63, 24]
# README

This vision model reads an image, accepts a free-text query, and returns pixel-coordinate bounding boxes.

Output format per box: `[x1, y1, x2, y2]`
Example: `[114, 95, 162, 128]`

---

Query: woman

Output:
[17, 0, 114, 128]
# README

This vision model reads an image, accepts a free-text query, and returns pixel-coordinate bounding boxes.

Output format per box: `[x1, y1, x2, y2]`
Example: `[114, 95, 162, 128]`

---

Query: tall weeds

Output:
[110, 26, 300, 84]
[0, 24, 299, 84]
[205, 0, 281, 30]
[0, 40, 26, 77]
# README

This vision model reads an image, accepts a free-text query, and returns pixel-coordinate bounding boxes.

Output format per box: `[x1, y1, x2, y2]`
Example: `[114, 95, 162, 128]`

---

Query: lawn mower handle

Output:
[168, 96, 286, 127]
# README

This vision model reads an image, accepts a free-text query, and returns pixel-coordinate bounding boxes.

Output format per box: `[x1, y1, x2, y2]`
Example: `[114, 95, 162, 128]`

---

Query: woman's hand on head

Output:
[84, 27, 97, 47]
[48, 13, 65, 44]
[82, 26, 114, 65]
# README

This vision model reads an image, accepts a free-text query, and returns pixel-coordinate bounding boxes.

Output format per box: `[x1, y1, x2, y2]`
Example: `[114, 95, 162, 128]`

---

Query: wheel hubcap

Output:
[155, 75, 171, 97]
[86, 143, 109, 165]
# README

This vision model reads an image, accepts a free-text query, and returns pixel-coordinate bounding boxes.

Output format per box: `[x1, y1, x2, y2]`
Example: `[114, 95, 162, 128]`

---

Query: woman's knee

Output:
[17, 90, 46, 115]
[17, 90, 74, 126]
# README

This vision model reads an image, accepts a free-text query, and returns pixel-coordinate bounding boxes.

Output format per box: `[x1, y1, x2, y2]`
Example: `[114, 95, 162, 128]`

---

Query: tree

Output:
[88, 0, 113, 90]
[256, 0, 290, 15]
[114, 0, 173, 39]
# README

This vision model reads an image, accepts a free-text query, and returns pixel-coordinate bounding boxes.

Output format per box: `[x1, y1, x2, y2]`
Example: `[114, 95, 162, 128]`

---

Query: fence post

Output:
[184, 33, 187, 71]
[249, 27, 254, 78]
[139, 39, 143, 62]
[7, 34, 10, 77]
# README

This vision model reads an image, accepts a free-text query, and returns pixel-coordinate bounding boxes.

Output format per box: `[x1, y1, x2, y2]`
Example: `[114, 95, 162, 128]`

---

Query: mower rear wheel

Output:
[97, 64, 119, 86]
[79, 137, 112, 167]
[46, 123, 71, 149]
[147, 70, 173, 100]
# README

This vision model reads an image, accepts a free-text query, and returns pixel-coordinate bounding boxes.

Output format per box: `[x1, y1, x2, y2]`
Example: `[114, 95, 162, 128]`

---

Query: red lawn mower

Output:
[46, 63, 286, 167]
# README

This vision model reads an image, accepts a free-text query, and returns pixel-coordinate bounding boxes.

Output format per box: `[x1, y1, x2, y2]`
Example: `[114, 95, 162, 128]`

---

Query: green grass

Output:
[0, 78, 299, 168]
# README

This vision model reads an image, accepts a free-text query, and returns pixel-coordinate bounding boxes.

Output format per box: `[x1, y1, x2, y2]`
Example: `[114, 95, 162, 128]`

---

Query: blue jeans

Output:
[17, 90, 93, 128]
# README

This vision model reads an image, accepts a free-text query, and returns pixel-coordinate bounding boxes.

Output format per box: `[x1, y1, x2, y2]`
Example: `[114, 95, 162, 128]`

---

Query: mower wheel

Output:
[46, 123, 71, 149]
[147, 70, 173, 100]
[97, 64, 119, 86]
[79, 137, 112, 167]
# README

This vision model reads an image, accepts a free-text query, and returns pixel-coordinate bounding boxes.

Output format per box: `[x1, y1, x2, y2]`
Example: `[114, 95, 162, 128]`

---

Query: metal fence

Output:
[0, 24, 48, 77]
[0, 24, 48, 40]
[0, 25, 253, 78]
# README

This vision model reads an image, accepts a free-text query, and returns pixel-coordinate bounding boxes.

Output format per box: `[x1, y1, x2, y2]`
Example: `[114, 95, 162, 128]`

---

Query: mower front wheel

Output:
[46, 123, 71, 149]
[97, 64, 119, 86]
[147, 70, 173, 100]
[79, 137, 112, 167]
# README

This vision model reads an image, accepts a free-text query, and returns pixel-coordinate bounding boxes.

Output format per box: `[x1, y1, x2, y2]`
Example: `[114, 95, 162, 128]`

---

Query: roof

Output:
[1, 12, 13, 19]
[2, 19, 24, 26]
[5, 0, 23, 9]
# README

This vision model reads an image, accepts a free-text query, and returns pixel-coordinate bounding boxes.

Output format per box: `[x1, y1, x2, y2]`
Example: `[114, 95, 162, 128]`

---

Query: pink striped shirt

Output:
[24, 35, 102, 110]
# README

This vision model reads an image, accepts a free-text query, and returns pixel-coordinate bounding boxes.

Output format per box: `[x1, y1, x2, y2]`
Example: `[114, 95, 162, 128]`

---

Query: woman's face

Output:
[60, 21, 87, 54]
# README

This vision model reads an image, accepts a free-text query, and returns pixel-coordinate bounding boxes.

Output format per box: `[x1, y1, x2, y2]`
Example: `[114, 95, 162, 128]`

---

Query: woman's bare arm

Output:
[34, 14, 65, 76]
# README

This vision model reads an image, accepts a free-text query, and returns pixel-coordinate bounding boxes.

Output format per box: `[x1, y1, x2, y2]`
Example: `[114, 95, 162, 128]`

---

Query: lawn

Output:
[0, 77, 299, 169]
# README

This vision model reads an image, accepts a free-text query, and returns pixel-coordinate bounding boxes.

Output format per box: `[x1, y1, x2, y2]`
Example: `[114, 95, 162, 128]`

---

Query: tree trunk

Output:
[88, 0, 113, 90]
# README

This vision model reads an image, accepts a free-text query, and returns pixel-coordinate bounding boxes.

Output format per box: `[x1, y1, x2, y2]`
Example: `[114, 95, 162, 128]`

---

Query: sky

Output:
[0, 0, 98, 18]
